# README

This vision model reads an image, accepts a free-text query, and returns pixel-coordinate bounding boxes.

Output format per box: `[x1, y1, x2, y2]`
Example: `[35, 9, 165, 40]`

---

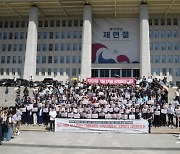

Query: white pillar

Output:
[23, 6, 38, 80]
[80, 5, 92, 81]
[140, 4, 151, 77]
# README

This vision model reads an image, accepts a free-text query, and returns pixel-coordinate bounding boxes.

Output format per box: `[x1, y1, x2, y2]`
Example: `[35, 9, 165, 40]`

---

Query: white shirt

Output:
[49, 110, 57, 121]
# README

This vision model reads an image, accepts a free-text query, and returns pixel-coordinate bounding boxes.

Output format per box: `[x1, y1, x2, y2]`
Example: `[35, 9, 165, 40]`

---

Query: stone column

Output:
[140, 4, 151, 77]
[23, 6, 38, 80]
[80, 5, 92, 81]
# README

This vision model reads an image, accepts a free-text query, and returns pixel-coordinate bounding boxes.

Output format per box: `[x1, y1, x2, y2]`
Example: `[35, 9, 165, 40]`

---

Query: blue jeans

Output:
[6, 124, 12, 141]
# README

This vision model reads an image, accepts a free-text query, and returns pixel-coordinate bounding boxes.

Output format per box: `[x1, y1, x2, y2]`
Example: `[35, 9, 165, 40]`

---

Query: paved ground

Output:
[0, 131, 180, 154]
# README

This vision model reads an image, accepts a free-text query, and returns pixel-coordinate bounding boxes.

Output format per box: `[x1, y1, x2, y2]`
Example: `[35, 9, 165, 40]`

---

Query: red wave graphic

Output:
[117, 55, 130, 63]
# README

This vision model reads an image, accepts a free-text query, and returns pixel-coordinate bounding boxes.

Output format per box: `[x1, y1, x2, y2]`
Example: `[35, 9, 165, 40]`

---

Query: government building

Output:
[0, 0, 179, 85]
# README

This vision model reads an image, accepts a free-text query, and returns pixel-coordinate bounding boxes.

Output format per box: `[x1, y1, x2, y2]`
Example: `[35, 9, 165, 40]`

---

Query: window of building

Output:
[100, 69, 110, 77]
[4, 21, 8, 28]
[44, 32, 48, 39]
[61, 43, 65, 51]
[72, 56, 76, 63]
[49, 32, 54, 39]
[154, 19, 159, 25]
[54, 68, 58, 76]
[62, 20, 66, 27]
[2, 44, 6, 51]
[10, 21, 14, 28]
[67, 43, 71, 51]
[61, 32, 65, 39]
[174, 30, 178, 38]
[9, 32, 13, 39]
[43, 44, 47, 51]
[173, 18, 178, 25]
[66, 56, 70, 63]
[14, 44, 18, 51]
[68, 20, 72, 27]
[38, 21, 42, 27]
[155, 68, 160, 76]
[67, 31, 71, 39]
[167, 18, 171, 25]
[36, 56, 40, 63]
[167, 30, 172, 38]
[50, 20, 54, 27]
[1, 56, 5, 63]
[174, 42, 179, 50]
[42, 68, 45, 76]
[37, 44, 41, 51]
[20, 32, 24, 39]
[73, 31, 78, 39]
[48, 68, 51, 76]
[42, 56, 46, 63]
[7, 56, 10, 63]
[0, 68, 4, 75]
[66, 68, 70, 76]
[6, 68, 9, 75]
[175, 55, 179, 63]
[149, 19, 152, 25]
[36, 68, 39, 76]
[49, 44, 53, 51]
[55, 43, 59, 51]
[79, 31, 82, 39]
[154, 42, 159, 50]
[3, 32, 7, 40]
[54, 56, 58, 63]
[44, 21, 48, 27]
[162, 55, 166, 63]
[72, 68, 76, 76]
[74, 20, 78, 27]
[0, 33, 1, 40]
[150, 55, 153, 63]
[16, 21, 19, 28]
[80, 20, 83, 27]
[12, 56, 16, 63]
[12, 68, 16, 76]
[150, 43, 153, 51]
[111, 69, 120, 77]
[21, 21, 25, 28]
[55, 32, 60, 39]
[19, 44, 23, 51]
[155, 55, 160, 63]
[73, 43, 78, 51]
[154, 30, 159, 38]
[149, 30, 153, 38]
[60, 68, 64, 76]
[56, 20, 60, 27]
[169, 68, 173, 76]
[168, 55, 173, 63]
[176, 68, 180, 76]
[78, 68, 81, 75]
[161, 42, 166, 50]
[15, 32, 18, 39]
[48, 56, 52, 63]
[8, 44, 12, 51]
[161, 30, 166, 38]
[18, 56, 22, 63]
[162, 68, 167, 76]
[168, 42, 172, 50]
[0, 22, 2, 28]
[60, 56, 64, 63]
[161, 18, 165, 25]
[38, 32, 41, 39]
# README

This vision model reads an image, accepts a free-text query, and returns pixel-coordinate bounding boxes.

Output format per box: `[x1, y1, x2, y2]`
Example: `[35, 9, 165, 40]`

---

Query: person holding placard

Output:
[160, 104, 167, 126]
[154, 104, 161, 128]
[175, 105, 180, 128]
[49, 107, 57, 131]
[167, 103, 175, 128]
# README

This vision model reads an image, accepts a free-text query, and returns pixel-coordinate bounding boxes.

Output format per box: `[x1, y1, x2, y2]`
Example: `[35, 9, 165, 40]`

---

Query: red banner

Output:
[86, 78, 135, 85]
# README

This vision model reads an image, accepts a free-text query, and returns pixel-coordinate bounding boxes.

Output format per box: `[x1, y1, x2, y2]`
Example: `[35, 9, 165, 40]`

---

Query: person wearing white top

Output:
[49, 107, 57, 131]
[167, 104, 174, 128]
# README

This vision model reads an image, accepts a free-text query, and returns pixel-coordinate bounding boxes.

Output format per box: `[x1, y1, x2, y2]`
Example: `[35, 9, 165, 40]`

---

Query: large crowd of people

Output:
[0, 76, 180, 144]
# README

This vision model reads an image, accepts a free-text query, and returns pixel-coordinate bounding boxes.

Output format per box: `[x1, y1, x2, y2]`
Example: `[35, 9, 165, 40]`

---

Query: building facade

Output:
[0, 0, 179, 85]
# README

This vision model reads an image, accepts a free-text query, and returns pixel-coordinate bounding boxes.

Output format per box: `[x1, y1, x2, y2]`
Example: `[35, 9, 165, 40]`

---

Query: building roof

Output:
[0, 0, 179, 18]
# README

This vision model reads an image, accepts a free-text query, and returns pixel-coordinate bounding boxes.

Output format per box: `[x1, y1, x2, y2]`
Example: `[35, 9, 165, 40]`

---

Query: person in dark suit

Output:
[147, 109, 153, 133]
[0, 112, 3, 145]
